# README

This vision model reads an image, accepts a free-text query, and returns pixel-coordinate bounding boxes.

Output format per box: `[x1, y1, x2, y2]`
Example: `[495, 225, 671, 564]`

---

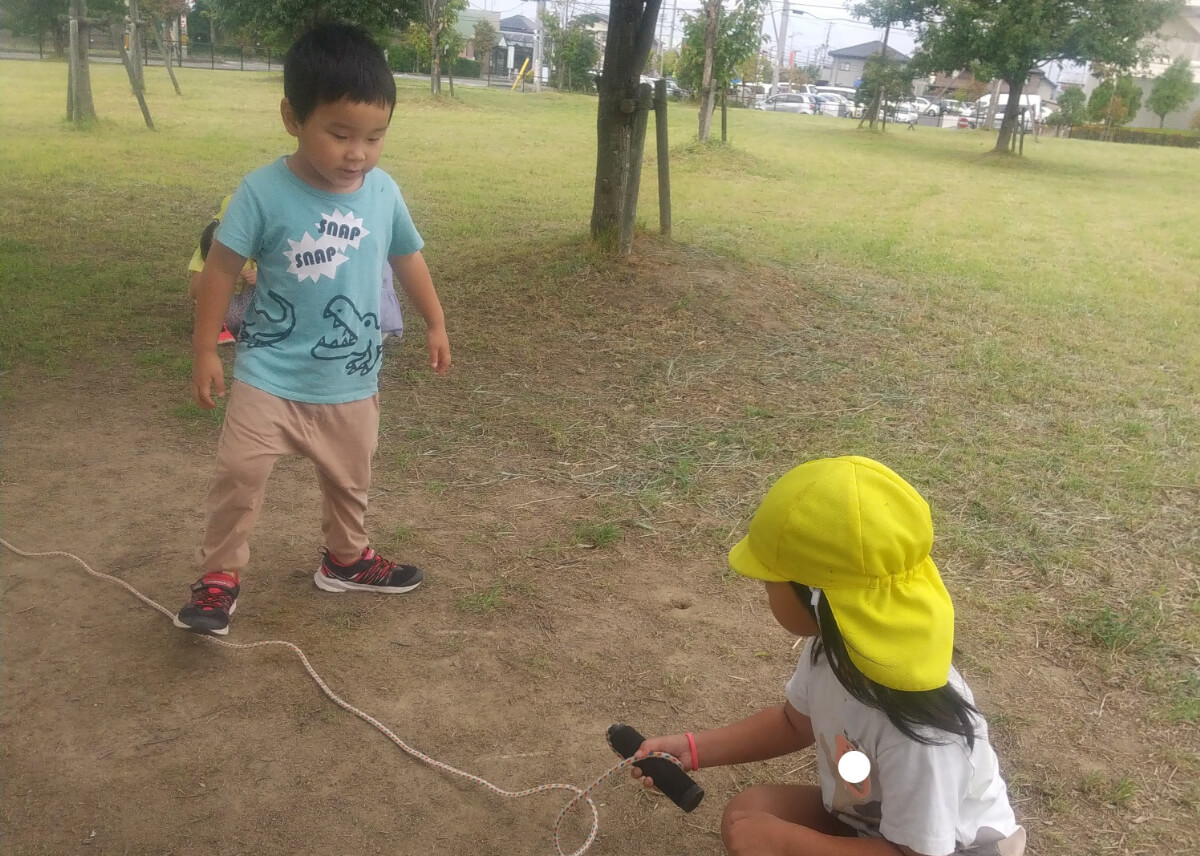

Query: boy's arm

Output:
[389, 251, 450, 374]
[192, 240, 246, 408]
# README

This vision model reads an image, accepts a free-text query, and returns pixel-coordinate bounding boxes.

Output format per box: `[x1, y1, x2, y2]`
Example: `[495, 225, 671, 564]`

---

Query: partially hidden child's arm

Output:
[390, 251, 450, 374]
[633, 704, 814, 792]
[695, 702, 816, 768]
[191, 240, 246, 409]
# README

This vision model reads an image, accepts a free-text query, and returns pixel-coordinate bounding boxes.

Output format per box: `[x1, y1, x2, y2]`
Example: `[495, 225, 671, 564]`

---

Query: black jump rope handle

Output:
[607, 724, 705, 813]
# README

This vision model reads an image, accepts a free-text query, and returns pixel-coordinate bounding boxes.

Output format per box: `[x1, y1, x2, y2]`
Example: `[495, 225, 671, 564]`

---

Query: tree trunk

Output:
[993, 75, 1026, 154]
[67, 0, 97, 127]
[111, 20, 155, 129]
[129, 0, 145, 94]
[983, 77, 1001, 132]
[620, 82, 653, 253]
[1159, 114, 1165, 128]
[448, 55, 455, 97]
[430, 30, 441, 94]
[859, 22, 891, 130]
[590, 0, 663, 251]
[153, 21, 182, 96]
[697, 0, 718, 142]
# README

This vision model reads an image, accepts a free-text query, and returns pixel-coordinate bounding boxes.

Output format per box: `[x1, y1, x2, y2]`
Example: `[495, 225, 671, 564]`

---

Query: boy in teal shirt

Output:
[177, 23, 451, 635]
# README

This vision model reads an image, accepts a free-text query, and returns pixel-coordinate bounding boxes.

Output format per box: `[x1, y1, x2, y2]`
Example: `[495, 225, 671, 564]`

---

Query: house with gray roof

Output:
[825, 40, 910, 88]
[496, 14, 537, 75]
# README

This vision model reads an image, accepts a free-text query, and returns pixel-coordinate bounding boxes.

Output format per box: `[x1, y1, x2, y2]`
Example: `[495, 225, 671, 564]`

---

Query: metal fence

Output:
[0, 28, 281, 72]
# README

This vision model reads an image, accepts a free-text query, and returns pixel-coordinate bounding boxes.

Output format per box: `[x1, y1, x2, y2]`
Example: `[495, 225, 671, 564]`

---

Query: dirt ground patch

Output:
[2, 241, 1196, 856]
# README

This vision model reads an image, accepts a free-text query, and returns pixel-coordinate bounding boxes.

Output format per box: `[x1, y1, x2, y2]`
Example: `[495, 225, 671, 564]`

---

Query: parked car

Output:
[891, 102, 919, 124]
[662, 77, 687, 99]
[757, 93, 819, 114]
[815, 93, 853, 117]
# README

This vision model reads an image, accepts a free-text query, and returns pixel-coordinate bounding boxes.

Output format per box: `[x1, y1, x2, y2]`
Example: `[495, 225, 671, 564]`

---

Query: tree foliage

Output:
[1147, 56, 1199, 127]
[1088, 72, 1143, 127]
[212, 0, 418, 49]
[787, 64, 822, 87]
[1, 0, 68, 38]
[542, 12, 601, 91]
[660, 47, 679, 77]
[675, 0, 765, 94]
[1056, 84, 1087, 127]
[472, 18, 497, 74]
[859, 54, 915, 113]
[140, 0, 188, 21]
[899, 0, 1177, 153]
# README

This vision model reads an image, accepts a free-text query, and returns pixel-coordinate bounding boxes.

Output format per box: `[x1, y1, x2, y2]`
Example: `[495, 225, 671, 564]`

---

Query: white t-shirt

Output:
[786, 639, 1026, 856]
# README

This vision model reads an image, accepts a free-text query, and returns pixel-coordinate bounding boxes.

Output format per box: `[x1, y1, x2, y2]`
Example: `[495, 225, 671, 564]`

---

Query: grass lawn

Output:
[1, 60, 1197, 855]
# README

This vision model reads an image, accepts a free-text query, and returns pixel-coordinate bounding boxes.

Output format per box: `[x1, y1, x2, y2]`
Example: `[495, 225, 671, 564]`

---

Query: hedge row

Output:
[387, 46, 483, 79]
[1068, 124, 1200, 148]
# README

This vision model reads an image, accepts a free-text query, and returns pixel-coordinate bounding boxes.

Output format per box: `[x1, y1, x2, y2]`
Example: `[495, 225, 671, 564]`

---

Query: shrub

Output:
[388, 43, 425, 74]
[452, 57, 481, 78]
[1191, 110, 1200, 132]
[1068, 123, 1200, 148]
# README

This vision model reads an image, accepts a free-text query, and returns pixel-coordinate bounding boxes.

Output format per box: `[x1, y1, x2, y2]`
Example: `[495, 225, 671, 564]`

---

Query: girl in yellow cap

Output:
[632, 456, 1026, 856]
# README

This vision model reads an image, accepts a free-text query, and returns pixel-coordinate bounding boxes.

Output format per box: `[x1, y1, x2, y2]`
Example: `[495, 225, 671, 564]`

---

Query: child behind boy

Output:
[176, 22, 450, 636]
[189, 196, 405, 345]
[188, 199, 256, 344]
[633, 457, 1025, 856]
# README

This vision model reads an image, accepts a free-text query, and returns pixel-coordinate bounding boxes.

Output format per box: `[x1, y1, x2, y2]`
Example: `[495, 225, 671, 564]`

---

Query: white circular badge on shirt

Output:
[838, 750, 871, 784]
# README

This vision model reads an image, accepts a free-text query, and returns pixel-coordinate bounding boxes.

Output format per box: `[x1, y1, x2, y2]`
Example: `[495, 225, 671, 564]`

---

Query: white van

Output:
[777, 83, 818, 96]
[977, 93, 1043, 130]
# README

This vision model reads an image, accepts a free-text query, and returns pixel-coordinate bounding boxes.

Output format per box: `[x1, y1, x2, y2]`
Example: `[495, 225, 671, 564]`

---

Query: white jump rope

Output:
[0, 539, 688, 856]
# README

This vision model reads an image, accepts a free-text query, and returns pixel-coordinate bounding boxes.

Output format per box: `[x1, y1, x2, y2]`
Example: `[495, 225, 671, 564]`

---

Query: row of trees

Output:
[848, 0, 1182, 153]
[1049, 56, 1199, 138]
[1, 0, 506, 98]
[641, 0, 1188, 150]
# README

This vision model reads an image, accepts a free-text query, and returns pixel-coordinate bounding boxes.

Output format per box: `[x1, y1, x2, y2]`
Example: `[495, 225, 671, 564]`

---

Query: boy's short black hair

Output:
[283, 22, 396, 123]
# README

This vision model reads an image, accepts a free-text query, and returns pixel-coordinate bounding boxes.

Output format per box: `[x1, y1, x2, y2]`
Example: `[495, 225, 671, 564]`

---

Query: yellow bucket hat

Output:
[728, 456, 954, 692]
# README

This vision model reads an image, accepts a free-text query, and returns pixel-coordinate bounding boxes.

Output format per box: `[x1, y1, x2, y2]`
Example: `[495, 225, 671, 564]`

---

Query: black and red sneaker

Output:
[314, 547, 422, 594]
[173, 572, 239, 635]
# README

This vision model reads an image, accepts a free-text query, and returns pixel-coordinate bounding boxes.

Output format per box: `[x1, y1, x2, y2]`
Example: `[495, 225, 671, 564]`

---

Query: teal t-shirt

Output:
[216, 157, 423, 404]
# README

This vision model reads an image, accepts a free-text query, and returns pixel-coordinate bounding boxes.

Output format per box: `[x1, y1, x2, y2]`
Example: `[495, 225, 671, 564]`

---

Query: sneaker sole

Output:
[173, 600, 237, 636]
[313, 568, 422, 594]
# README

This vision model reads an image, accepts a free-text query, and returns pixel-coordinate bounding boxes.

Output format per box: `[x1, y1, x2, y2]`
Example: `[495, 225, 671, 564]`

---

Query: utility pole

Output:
[771, 0, 790, 95]
[533, 0, 544, 92]
[666, 1, 677, 75]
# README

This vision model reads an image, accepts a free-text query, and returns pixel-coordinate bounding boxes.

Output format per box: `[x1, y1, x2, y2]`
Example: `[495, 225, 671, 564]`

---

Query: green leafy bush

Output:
[1069, 124, 1200, 148]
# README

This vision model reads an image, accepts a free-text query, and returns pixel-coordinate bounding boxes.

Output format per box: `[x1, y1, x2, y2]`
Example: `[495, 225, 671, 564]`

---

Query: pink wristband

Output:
[685, 732, 699, 772]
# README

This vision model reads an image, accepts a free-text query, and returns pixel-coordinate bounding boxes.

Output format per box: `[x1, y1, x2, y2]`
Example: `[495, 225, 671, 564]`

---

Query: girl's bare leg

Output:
[721, 784, 855, 843]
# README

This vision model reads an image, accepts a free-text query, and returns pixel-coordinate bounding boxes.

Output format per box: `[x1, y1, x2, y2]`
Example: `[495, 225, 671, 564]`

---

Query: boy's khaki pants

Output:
[195, 381, 380, 572]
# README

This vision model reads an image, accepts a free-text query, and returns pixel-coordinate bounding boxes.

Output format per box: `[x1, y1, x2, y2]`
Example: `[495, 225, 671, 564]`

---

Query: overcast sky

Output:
[471, 1, 919, 63]
[470, 1, 1090, 84]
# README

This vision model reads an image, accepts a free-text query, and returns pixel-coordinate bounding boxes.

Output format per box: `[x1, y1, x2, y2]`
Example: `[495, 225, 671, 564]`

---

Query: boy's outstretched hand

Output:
[630, 734, 693, 790]
[426, 326, 451, 374]
[193, 350, 226, 409]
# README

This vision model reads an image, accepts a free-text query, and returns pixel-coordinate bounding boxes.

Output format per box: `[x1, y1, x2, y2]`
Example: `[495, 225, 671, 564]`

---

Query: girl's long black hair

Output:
[790, 582, 979, 749]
